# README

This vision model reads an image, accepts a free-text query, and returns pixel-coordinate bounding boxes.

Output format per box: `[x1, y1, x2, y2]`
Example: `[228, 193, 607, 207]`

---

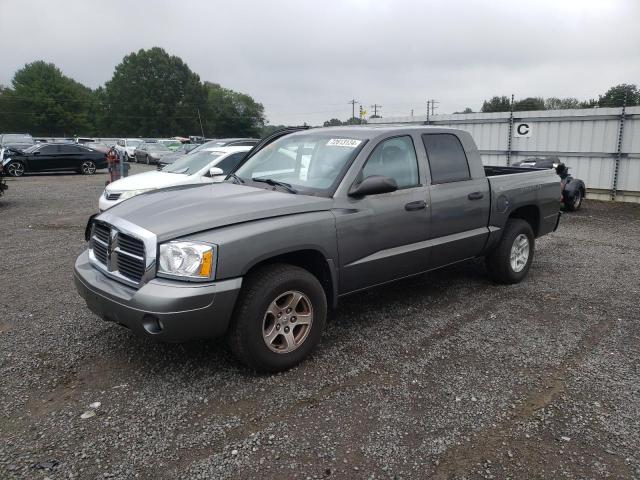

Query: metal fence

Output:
[369, 106, 640, 203]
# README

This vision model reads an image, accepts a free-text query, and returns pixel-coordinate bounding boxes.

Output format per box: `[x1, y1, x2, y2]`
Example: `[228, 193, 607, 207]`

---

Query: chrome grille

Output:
[90, 222, 148, 286]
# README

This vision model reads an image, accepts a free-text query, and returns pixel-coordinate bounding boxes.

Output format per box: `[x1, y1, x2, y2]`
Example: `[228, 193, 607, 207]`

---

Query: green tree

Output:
[513, 97, 545, 111]
[597, 83, 639, 107]
[323, 118, 343, 127]
[544, 97, 581, 110]
[454, 107, 474, 114]
[481, 96, 511, 112]
[201, 82, 265, 137]
[261, 124, 288, 136]
[101, 47, 206, 136]
[0, 61, 94, 136]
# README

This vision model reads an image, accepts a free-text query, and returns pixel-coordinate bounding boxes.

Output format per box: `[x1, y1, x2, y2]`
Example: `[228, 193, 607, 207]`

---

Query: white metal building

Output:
[369, 106, 640, 203]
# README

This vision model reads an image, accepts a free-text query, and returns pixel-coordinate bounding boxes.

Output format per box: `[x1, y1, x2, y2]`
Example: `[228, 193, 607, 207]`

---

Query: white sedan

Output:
[98, 146, 251, 211]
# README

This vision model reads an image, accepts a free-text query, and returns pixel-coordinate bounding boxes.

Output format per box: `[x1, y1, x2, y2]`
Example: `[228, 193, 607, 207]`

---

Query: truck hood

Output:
[99, 182, 333, 241]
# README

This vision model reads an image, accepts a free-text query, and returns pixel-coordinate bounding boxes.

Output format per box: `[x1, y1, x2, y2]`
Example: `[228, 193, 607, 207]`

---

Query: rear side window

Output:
[39, 145, 59, 154]
[59, 145, 80, 153]
[422, 134, 470, 184]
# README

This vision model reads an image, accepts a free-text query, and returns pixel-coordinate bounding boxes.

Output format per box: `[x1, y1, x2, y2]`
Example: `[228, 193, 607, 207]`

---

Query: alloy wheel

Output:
[509, 234, 530, 273]
[262, 290, 313, 354]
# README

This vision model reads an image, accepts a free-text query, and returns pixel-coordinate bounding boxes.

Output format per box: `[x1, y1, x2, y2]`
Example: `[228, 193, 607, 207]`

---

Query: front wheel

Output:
[81, 160, 97, 175]
[228, 264, 327, 372]
[485, 219, 535, 284]
[6, 161, 26, 177]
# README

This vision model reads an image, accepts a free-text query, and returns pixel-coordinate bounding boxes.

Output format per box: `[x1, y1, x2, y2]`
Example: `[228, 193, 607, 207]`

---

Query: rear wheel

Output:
[81, 160, 97, 175]
[228, 264, 327, 372]
[565, 189, 582, 212]
[485, 219, 535, 284]
[6, 161, 25, 177]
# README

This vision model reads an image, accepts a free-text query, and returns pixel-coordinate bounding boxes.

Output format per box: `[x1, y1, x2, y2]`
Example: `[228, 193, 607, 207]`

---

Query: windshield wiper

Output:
[253, 177, 298, 194]
[227, 172, 245, 184]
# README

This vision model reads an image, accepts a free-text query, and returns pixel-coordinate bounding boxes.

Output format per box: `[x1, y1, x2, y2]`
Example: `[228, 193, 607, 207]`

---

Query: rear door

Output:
[57, 144, 83, 169]
[421, 133, 491, 268]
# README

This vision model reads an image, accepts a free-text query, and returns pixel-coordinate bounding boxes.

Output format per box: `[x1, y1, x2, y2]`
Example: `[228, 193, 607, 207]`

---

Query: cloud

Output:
[2, 0, 639, 125]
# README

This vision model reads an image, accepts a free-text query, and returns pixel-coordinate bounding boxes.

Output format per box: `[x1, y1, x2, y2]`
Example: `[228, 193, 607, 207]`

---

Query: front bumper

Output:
[74, 250, 242, 342]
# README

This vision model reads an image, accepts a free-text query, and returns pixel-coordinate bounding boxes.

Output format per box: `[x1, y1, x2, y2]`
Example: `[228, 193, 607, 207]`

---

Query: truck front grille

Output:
[90, 222, 148, 286]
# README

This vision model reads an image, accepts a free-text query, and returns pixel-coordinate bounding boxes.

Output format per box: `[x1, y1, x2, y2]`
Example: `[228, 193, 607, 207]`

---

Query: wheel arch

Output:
[508, 204, 540, 237]
[243, 249, 338, 309]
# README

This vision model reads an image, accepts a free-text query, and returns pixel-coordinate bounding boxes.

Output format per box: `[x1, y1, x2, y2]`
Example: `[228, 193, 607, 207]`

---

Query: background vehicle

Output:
[514, 156, 586, 211]
[0, 133, 35, 150]
[133, 142, 172, 164]
[156, 143, 199, 168]
[76, 126, 561, 372]
[2, 143, 107, 176]
[0, 161, 7, 197]
[99, 146, 251, 210]
[75, 137, 95, 144]
[84, 142, 110, 154]
[114, 138, 143, 162]
[189, 138, 259, 155]
[158, 139, 183, 151]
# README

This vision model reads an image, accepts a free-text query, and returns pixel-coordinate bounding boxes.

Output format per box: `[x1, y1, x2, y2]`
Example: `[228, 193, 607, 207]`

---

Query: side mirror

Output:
[209, 167, 225, 177]
[348, 175, 398, 197]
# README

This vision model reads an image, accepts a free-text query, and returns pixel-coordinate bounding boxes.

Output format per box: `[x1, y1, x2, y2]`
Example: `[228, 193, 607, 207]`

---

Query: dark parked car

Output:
[0, 133, 35, 151]
[2, 143, 107, 177]
[514, 157, 586, 211]
[133, 143, 172, 164]
[156, 143, 200, 168]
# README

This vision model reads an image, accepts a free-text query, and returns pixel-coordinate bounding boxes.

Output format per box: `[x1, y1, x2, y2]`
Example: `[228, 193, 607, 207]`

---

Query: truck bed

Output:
[484, 165, 547, 177]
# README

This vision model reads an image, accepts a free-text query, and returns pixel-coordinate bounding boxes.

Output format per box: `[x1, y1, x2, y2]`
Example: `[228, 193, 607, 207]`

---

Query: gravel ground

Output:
[1, 166, 639, 480]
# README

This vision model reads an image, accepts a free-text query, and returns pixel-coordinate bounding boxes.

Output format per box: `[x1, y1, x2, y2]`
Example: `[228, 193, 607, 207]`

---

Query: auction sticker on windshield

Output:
[326, 138, 362, 148]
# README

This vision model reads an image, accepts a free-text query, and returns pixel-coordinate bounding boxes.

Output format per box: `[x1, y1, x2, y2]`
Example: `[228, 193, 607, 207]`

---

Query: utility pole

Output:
[197, 108, 205, 139]
[427, 99, 439, 116]
[370, 104, 382, 117]
[348, 99, 359, 122]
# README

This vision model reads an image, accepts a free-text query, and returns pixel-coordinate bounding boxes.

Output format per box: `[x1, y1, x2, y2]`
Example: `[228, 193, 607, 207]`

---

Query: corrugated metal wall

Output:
[370, 106, 640, 203]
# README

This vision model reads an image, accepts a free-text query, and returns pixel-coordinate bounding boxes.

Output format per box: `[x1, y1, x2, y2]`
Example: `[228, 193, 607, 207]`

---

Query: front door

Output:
[335, 135, 431, 293]
[28, 144, 59, 171]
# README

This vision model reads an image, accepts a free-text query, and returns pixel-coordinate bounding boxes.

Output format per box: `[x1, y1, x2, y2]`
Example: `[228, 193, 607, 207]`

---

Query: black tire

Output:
[485, 219, 535, 284]
[145, 155, 150, 165]
[228, 263, 327, 372]
[564, 189, 582, 212]
[80, 160, 97, 175]
[6, 160, 26, 177]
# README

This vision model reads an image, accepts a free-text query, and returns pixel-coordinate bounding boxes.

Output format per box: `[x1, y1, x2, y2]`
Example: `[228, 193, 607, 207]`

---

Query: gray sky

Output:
[2, 0, 639, 125]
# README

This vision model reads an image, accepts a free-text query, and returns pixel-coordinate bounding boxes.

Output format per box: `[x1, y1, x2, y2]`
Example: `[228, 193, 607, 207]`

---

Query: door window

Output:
[39, 145, 58, 154]
[58, 145, 80, 153]
[422, 134, 470, 184]
[362, 136, 419, 189]
[215, 152, 247, 173]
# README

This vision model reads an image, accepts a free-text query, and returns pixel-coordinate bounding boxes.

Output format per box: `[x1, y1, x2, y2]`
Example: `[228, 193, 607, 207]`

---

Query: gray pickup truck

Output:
[74, 126, 561, 372]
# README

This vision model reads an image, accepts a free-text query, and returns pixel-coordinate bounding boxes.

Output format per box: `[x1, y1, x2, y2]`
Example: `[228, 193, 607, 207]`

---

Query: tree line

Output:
[0, 47, 266, 138]
[467, 84, 639, 113]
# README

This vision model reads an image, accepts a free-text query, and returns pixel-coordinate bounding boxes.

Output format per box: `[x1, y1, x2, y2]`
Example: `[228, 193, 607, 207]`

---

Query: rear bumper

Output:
[74, 250, 242, 342]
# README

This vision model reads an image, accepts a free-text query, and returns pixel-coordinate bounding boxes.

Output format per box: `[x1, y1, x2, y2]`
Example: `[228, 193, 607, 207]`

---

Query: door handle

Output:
[405, 200, 427, 211]
[467, 192, 484, 200]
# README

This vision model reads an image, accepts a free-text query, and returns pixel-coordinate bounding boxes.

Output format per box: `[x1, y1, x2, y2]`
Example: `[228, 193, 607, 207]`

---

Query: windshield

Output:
[162, 151, 223, 175]
[160, 140, 182, 147]
[22, 145, 41, 153]
[2, 134, 34, 145]
[233, 133, 366, 194]
[147, 143, 171, 151]
[127, 139, 142, 147]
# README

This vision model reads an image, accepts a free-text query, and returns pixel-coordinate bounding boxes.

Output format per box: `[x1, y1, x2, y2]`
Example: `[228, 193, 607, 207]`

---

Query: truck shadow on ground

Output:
[94, 258, 492, 377]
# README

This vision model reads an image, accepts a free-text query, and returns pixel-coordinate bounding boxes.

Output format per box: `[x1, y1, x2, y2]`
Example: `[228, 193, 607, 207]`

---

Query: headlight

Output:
[158, 241, 215, 281]
[120, 189, 153, 200]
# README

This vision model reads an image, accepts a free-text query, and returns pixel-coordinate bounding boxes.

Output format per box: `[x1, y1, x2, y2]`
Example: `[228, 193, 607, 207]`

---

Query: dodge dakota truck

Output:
[74, 126, 561, 372]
